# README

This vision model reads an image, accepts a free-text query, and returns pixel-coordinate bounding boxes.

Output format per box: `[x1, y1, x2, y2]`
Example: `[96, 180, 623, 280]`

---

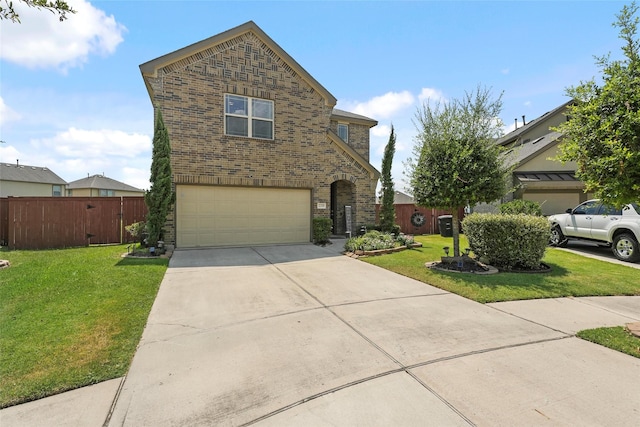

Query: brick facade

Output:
[141, 22, 379, 245]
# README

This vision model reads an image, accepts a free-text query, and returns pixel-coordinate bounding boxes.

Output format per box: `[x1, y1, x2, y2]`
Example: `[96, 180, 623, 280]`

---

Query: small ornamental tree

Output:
[145, 110, 175, 248]
[407, 86, 511, 257]
[379, 126, 396, 233]
[555, 2, 640, 208]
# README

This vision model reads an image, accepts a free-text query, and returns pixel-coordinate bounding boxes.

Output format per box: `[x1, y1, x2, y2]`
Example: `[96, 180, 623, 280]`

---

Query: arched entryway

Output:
[330, 180, 356, 236]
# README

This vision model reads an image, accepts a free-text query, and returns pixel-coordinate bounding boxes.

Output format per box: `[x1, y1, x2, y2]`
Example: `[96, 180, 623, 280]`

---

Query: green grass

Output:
[577, 327, 640, 359]
[0, 245, 168, 408]
[361, 235, 640, 303]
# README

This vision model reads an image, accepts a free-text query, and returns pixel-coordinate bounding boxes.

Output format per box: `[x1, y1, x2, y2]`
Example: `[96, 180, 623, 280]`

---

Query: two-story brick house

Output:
[140, 21, 379, 248]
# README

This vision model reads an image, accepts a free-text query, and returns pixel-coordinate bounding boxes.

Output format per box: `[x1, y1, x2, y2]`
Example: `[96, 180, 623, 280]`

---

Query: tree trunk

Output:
[451, 208, 460, 257]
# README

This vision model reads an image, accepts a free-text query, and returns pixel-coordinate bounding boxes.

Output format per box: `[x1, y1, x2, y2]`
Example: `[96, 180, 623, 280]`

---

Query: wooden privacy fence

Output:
[376, 204, 465, 235]
[0, 197, 147, 250]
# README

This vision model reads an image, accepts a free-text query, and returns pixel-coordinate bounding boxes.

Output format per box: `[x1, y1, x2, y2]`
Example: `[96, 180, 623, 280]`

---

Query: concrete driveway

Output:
[3, 243, 639, 426]
[103, 243, 640, 426]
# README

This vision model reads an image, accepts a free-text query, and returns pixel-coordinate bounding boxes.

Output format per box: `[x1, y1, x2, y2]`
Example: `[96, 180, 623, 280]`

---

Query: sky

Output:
[0, 0, 632, 192]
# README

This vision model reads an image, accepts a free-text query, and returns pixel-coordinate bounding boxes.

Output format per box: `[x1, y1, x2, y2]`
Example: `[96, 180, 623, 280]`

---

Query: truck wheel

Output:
[549, 225, 567, 247]
[612, 233, 640, 262]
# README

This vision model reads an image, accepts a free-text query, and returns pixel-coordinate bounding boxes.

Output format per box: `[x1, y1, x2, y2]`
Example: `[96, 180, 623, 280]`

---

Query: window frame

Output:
[224, 94, 274, 140]
[52, 185, 62, 197]
[99, 189, 115, 197]
[337, 123, 349, 142]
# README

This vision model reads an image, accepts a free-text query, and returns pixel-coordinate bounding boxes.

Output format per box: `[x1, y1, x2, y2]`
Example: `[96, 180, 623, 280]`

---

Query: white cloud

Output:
[371, 124, 392, 138]
[0, 143, 21, 163]
[122, 167, 150, 191]
[0, 97, 21, 125]
[339, 91, 415, 120]
[501, 68, 510, 75]
[36, 128, 151, 159]
[0, 0, 126, 71]
[417, 87, 446, 104]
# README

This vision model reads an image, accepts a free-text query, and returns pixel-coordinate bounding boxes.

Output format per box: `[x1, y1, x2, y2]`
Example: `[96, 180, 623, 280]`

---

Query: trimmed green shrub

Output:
[499, 199, 543, 216]
[313, 217, 332, 244]
[462, 213, 549, 269]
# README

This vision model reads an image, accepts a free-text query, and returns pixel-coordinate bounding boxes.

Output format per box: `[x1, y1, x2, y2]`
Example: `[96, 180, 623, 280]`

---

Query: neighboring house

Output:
[140, 21, 380, 248]
[0, 161, 66, 197]
[481, 100, 588, 216]
[376, 190, 415, 205]
[66, 174, 144, 197]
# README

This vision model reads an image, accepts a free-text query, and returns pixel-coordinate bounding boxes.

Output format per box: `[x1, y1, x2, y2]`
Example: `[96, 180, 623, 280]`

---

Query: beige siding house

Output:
[140, 21, 379, 248]
[0, 162, 66, 197]
[495, 100, 588, 215]
[66, 174, 144, 197]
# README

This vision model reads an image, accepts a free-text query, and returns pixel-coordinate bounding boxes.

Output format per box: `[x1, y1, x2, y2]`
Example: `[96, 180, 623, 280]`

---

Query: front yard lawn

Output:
[361, 235, 640, 303]
[0, 245, 168, 408]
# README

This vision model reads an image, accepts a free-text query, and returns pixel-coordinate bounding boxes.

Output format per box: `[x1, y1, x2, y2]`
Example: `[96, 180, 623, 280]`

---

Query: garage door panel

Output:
[177, 185, 311, 248]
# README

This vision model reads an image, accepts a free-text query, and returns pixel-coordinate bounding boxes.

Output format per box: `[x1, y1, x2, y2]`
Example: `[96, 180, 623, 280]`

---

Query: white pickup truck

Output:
[548, 199, 640, 263]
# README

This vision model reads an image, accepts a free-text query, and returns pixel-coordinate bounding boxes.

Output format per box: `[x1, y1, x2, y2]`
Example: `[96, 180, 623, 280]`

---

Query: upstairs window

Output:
[225, 94, 274, 139]
[337, 123, 348, 142]
[52, 185, 62, 197]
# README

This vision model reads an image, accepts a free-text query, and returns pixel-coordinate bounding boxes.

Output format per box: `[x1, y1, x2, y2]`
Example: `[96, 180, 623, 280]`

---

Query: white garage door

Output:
[176, 185, 311, 248]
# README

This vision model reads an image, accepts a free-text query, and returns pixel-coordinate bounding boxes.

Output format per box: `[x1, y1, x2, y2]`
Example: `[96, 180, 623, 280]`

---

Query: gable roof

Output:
[496, 99, 573, 147]
[0, 162, 67, 185]
[67, 175, 144, 192]
[140, 21, 337, 107]
[503, 131, 563, 168]
[331, 109, 378, 127]
[327, 130, 380, 180]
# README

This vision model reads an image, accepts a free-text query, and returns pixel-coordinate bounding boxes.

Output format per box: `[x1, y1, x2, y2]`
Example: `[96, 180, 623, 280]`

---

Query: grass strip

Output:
[0, 245, 167, 408]
[577, 327, 640, 359]
[361, 235, 640, 303]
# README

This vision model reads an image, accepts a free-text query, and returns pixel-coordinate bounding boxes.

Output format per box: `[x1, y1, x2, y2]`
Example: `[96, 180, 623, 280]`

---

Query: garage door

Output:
[523, 193, 580, 216]
[176, 185, 311, 248]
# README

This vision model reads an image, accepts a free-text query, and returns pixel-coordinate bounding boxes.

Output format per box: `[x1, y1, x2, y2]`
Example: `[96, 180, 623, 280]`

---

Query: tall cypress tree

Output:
[145, 109, 175, 247]
[379, 126, 396, 233]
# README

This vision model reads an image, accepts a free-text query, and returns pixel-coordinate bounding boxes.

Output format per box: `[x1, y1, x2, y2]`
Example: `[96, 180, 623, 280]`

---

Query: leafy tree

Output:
[1, 0, 76, 22]
[407, 86, 510, 257]
[379, 125, 396, 233]
[145, 110, 175, 248]
[555, 2, 640, 208]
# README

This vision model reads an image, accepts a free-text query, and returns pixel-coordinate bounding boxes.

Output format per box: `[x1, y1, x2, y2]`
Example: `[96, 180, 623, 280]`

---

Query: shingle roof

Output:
[331, 109, 378, 127]
[502, 131, 563, 168]
[376, 191, 415, 204]
[66, 175, 143, 192]
[0, 162, 67, 185]
[496, 99, 573, 146]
